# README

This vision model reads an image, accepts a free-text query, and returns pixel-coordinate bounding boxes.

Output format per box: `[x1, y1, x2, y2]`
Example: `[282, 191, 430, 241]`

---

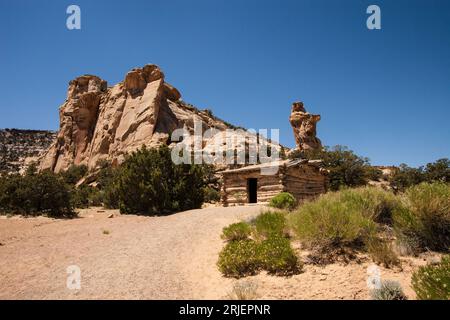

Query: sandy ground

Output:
[0, 206, 432, 300]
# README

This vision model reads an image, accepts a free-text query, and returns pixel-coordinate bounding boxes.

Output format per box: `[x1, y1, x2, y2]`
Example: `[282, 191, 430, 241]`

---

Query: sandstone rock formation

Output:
[40, 64, 281, 172]
[289, 101, 322, 152]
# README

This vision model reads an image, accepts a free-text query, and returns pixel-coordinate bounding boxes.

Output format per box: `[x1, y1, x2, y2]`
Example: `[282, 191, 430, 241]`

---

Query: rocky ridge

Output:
[0, 129, 56, 174]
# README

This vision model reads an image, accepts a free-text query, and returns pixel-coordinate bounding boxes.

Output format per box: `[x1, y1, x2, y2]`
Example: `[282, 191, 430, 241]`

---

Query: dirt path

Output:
[0, 206, 428, 300]
[0, 206, 263, 299]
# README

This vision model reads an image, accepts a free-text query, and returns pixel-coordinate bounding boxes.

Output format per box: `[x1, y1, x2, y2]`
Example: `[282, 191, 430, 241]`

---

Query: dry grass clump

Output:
[226, 280, 259, 300]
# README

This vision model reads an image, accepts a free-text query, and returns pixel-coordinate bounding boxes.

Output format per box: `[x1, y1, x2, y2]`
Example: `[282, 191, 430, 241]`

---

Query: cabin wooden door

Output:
[247, 178, 257, 203]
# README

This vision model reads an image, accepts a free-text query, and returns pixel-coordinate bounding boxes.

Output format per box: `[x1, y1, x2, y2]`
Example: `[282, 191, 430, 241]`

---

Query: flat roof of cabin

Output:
[220, 158, 322, 174]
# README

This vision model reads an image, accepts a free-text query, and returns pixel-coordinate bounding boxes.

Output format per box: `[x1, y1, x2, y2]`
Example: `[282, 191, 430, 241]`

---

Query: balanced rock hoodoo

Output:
[289, 101, 322, 152]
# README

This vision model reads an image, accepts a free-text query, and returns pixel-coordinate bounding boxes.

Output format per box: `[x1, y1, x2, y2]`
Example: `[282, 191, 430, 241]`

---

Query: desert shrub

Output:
[393, 182, 450, 252]
[269, 192, 297, 210]
[394, 233, 421, 257]
[390, 164, 424, 192]
[71, 184, 90, 208]
[0, 170, 74, 218]
[411, 255, 450, 300]
[390, 158, 449, 191]
[107, 146, 210, 215]
[338, 187, 400, 224]
[217, 237, 301, 277]
[259, 236, 301, 275]
[254, 211, 287, 238]
[424, 158, 450, 183]
[60, 164, 88, 185]
[227, 280, 259, 300]
[71, 185, 102, 208]
[217, 240, 261, 278]
[222, 222, 252, 241]
[366, 166, 383, 181]
[102, 183, 120, 209]
[92, 163, 119, 208]
[289, 190, 377, 248]
[204, 186, 221, 203]
[88, 189, 103, 207]
[366, 239, 401, 268]
[218, 210, 303, 277]
[370, 280, 407, 300]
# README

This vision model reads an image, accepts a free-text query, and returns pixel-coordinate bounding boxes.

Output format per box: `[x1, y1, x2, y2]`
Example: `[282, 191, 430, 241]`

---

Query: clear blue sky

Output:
[0, 0, 449, 167]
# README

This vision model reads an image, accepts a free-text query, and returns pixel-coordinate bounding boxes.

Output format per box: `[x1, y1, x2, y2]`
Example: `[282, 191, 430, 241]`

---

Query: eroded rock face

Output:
[40, 75, 106, 172]
[40, 64, 282, 172]
[289, 101, 322, 152]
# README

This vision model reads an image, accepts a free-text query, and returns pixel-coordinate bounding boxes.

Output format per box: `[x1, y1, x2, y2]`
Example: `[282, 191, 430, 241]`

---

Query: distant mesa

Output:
[0, 129, 56, 174]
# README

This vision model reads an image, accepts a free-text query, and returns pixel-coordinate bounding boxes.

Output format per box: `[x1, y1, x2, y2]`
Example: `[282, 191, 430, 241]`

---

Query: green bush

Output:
[217, 240, 261, 278]
[370, 280, 407, 300]
[390, 158, 449, 191]
[219, 210, 302, 278]
[102, 183, 120, 209]
[107, 146, 210, 215]
[366, 166, 383, 181]
[288, 189, 377, 248]
[411, 255, 450, 300]
[0, 170, 74, 218]
[222, 222, 252, 241]
[259, 236, 301, 275]
[254, 211, 287, 238]
[71, 185, 102, 208]
[393, 182, 450, 252]
[269, 192, 297, 210]
[338, 187, 400, 224]
[204, 186, 221, 203]
[217, 237, 301, 278]
[60, 165, 88, 185]
[92, 162, 119, 208]
[424, 158, 450, 183]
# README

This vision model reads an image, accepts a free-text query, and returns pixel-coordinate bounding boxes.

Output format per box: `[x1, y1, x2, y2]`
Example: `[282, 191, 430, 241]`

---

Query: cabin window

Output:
[247, 178, 258, 203]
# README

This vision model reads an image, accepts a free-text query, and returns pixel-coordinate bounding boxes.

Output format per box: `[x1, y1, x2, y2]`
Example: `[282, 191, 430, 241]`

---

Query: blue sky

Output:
[0, 0, 449, 167]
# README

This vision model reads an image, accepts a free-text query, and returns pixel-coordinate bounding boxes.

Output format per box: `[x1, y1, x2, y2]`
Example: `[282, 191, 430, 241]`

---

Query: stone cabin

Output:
[221, 159, 328, 206]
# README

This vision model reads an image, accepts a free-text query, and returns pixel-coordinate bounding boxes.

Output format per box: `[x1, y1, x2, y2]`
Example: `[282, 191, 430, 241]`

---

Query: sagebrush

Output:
[370, 280, 407, 300]
[288, 188, 381, 248]
[393, 182, 450, 252]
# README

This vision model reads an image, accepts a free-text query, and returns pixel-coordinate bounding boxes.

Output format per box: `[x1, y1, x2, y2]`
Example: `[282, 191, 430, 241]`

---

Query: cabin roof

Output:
[220, 158, 323, 174]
